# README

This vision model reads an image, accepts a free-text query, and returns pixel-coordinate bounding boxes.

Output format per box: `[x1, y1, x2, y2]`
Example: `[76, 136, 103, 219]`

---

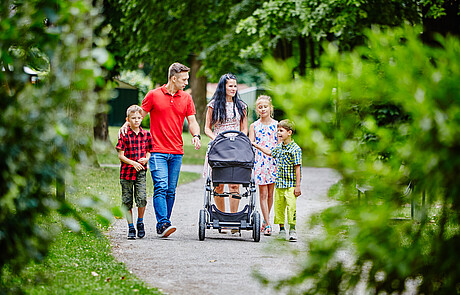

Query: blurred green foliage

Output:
[262, 25, 460, 294]
[0, 0, 113, 285]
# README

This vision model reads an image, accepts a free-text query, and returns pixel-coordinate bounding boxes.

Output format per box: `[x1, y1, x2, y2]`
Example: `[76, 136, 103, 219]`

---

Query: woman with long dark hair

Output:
[204, 73, 248, 213]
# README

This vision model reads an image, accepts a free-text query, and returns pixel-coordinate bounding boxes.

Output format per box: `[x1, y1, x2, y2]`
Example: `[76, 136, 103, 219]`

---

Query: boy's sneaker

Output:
[289, 230, 297, 242]
[137, 222, 145, 238]
[278, 229, 286, 240]
[128, 228, 136, 240]
[157, 224, 176, 238]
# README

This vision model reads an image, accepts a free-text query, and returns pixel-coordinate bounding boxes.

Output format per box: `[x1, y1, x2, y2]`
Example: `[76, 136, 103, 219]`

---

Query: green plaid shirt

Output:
[271, 140, 302, 188]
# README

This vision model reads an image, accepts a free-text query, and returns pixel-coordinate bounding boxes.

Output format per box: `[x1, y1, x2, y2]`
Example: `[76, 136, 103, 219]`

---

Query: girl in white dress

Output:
[248, 96, 277, 236]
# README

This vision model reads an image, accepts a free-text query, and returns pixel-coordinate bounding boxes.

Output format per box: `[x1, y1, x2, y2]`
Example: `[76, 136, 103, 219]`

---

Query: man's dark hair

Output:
[168, 62, 190, 79]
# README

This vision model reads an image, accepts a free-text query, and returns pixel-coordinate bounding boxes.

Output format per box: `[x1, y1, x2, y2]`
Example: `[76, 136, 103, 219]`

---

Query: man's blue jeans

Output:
[149, 153, 183, 232]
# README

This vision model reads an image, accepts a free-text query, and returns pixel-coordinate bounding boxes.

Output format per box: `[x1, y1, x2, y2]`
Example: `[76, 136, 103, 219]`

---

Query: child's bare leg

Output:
[127, 208, 134, 224]
[229, 184, 240, 213]
[267, 183, 275, 217]
[259, 184, 270, 226]
[137, 206, 146, 219]
[136, 206, 146, 238]
[214, 184, 226, 212]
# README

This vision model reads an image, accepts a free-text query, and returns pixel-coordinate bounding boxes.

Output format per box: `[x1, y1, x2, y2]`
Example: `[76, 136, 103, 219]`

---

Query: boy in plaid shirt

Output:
[116, 105, 154, 239]
[252, 119, 302, 241]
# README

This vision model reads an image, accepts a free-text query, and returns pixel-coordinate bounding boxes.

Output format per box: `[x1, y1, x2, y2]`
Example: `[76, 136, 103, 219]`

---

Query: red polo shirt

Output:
[141, 85, 196, 154]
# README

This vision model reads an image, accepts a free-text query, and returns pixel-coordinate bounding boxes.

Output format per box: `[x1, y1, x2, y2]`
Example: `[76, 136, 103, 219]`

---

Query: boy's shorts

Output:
[120, 170, 147, 209]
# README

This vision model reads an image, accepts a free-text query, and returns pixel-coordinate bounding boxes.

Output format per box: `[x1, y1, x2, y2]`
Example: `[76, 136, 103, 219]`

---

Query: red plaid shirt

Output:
[116, 127, 154, 180]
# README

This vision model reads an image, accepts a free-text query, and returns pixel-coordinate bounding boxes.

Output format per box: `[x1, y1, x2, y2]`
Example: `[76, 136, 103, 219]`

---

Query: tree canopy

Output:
[103, 0, 455, 100]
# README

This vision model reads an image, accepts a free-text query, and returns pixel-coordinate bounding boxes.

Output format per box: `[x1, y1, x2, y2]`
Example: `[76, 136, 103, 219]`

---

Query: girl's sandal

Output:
[264, 225, 272, 236]
[261, 220, 266, 232]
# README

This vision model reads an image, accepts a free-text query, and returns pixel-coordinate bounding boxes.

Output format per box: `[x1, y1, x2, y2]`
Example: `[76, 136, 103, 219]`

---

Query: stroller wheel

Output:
[199, 209, 206, 241]
[252, 211, 261, 242]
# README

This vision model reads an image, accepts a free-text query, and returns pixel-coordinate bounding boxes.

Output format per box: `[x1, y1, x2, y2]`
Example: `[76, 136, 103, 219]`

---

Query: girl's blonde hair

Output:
[255, 95, 274, 118]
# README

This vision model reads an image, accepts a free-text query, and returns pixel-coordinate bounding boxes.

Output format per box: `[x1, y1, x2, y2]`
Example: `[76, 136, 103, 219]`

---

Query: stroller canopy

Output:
[208, 130, 254, 169]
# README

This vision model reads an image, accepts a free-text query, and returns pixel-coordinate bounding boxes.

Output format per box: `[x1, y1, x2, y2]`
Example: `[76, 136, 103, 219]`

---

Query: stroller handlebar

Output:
[216, 130, 247, 137]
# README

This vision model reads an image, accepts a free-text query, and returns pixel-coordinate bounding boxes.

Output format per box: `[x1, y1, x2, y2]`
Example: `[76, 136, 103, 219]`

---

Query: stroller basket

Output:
[208, 130, 254, 184]
[209, 204, 251, 223]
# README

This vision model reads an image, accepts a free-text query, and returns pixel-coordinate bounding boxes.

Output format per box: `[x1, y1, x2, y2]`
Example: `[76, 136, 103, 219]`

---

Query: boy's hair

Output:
[278, 119, 295, 133]
[126, 105, 143, 117]
[168, 62, 190, 79]
[255, 95, 274, 118]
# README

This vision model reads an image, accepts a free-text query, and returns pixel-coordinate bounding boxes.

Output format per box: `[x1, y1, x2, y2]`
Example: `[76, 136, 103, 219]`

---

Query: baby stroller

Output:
[198, 130, 261, 242]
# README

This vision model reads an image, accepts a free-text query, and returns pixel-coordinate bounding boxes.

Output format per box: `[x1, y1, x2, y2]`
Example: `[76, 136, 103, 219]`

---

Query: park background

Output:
[1, 0, 459, 294]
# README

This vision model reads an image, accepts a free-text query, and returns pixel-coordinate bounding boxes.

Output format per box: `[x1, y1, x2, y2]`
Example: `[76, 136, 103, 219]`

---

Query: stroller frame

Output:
[198, 130, 261, 242]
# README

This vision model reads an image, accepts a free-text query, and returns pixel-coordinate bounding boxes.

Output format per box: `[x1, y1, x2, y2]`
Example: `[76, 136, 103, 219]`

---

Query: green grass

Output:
[5, 162, 200, 294]
[181, 132, 209, 165]
[97, 127, 209, 165]
[17, 230, 159, 294]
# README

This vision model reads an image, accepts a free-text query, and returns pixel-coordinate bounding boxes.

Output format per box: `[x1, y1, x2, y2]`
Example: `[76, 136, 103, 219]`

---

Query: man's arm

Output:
[187, 114, 201, 150]
[294, 164, 301, 197]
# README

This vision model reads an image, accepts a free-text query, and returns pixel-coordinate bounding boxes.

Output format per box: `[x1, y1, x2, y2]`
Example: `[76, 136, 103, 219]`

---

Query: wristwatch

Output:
[193, 134, 201, 140]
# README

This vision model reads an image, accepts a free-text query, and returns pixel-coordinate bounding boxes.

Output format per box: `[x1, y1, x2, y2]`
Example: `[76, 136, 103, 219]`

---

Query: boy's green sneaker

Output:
[289, 230, 297, 242]
[278, 229, 286, 240]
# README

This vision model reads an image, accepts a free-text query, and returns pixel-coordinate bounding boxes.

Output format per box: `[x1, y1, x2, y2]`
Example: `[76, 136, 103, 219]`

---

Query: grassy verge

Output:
[17, 230, 159, 294]
[5, 165, 200, 294]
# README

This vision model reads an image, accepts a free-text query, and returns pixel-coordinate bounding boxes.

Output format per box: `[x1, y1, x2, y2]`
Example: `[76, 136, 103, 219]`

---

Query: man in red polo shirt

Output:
[120, 62, 201, 238]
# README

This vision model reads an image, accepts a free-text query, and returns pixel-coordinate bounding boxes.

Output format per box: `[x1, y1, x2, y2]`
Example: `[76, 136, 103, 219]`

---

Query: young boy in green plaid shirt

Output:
[252, 119, 302, 241]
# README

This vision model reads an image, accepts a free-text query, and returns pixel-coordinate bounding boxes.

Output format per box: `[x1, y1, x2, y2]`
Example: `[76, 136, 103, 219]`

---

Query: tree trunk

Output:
[94, 112, 108, 141]
[273, 38, 293, 60]
[309, 38, 317, 69]
[190, 54, 207, 133]
[298, 36, 307, 76]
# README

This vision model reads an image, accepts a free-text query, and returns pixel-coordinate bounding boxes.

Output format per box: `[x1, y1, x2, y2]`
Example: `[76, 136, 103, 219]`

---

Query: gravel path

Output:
[107, 166, 340, 295]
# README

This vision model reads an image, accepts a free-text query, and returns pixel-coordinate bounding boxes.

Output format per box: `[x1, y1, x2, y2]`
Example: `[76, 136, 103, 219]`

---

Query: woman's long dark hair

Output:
[211, 73, 246, 125]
